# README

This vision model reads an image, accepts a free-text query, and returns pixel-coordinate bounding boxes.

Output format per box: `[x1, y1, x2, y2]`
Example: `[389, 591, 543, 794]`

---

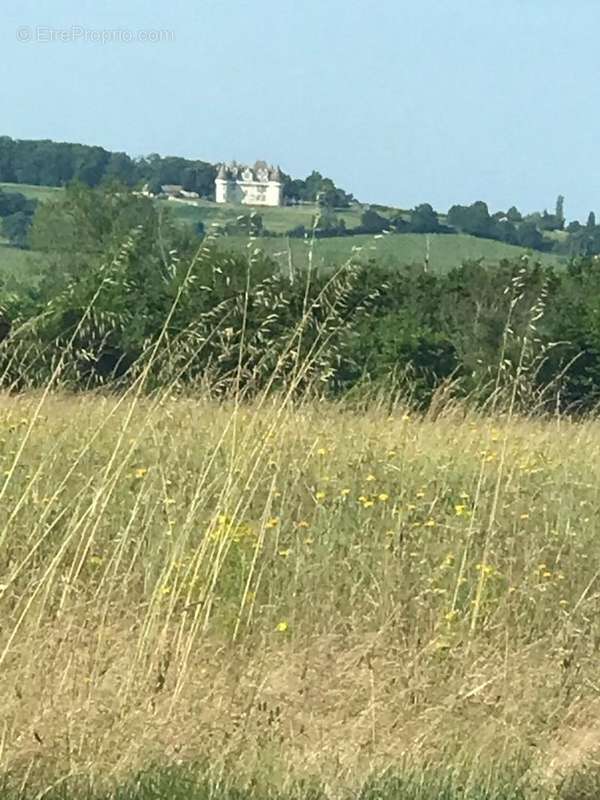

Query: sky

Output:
[1, 0, 599, 221]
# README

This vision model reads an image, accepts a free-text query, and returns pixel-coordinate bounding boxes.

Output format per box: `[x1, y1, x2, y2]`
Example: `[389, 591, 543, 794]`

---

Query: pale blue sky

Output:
[1, 0, 599, 220]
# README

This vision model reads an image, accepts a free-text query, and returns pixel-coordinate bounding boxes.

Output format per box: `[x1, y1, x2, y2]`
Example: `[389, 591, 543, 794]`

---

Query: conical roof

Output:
[270, 165, 283, 182]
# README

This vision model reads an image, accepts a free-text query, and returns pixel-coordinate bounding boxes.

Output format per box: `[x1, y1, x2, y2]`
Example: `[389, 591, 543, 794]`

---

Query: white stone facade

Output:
[215, 161, 284, 207]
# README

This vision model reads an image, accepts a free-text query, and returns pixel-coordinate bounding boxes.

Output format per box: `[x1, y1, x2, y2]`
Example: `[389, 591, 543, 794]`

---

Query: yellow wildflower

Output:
[276, 621, 288, 632]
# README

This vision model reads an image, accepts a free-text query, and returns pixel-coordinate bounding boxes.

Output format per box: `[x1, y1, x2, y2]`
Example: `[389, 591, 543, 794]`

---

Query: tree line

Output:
[283, 197, 600, 258]
[0, 188, 38, 248]
[0, 136, 352, 206]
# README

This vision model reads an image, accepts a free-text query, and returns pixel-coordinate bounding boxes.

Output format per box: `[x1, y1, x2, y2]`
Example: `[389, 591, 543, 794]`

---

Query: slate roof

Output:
[216, 161, 283, 183]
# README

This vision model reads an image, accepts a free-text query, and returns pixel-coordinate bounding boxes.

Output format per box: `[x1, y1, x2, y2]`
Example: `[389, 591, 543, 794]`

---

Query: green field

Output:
[0, 181, 64, 203]
[214, 231, 563, 273]
[120, 198, 567, 272]
[0, 229, 564, 288]
[0, 241, 48, 285]
[160, 197, 367, 233]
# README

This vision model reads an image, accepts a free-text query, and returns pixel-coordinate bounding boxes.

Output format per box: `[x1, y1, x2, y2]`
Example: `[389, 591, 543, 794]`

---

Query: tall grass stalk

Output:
[0, 245, 598, 797]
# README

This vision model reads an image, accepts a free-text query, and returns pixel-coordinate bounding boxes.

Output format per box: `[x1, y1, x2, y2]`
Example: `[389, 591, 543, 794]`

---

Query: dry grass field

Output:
[1, 389, 600, 798]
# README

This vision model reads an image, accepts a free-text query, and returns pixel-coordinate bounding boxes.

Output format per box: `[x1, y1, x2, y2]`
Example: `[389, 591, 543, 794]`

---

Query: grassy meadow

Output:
[1, 388, 600, 798]
[213, 231, 563, 273]
[165, 201, 563, 271]
[0, 225, 562, 289]
[0, 181, 64, 203]
[0, 241, 48, 286]
[161, 197, 367, 234]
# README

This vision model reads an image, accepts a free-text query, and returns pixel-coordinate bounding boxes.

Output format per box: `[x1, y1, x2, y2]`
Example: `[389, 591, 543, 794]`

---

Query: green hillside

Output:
[159, 197, 367, 233]
[0, 183, 566, 281]
[0, 181, 64, 203]
[214, 231, 563, 273]
[0, 241, 48, 285]
[0, 184, 369, 234]
[148, 199, 566, 271]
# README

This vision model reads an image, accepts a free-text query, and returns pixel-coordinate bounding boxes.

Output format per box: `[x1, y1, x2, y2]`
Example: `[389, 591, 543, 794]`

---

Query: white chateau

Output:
[215, 160, 284, 207]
